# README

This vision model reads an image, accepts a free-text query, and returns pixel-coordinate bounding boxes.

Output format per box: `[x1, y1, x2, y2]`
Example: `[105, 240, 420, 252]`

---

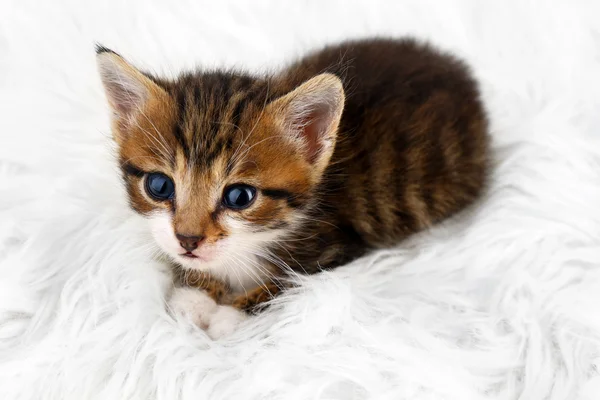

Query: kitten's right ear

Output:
[96, 45, 167, 141]
[267, 73, 345, 179]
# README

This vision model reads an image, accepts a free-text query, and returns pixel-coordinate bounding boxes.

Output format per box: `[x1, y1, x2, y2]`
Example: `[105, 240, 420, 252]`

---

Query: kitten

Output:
[97, 38, 489, 335]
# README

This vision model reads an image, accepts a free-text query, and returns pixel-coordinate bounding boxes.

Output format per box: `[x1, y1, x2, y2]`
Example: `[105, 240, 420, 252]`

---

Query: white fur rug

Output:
[1, 1, 600, 399]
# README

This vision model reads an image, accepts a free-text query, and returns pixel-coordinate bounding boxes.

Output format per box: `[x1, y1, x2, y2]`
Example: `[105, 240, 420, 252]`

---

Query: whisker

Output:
[223, 258, 247, 298]
[228, 253, 263, 294]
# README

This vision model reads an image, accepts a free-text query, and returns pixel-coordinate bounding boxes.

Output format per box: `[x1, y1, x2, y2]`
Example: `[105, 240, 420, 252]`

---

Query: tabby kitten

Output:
[97, 38, 488, 336]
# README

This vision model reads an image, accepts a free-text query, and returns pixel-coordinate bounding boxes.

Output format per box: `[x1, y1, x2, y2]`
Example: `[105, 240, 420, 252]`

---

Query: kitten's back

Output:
[276, 38, 489, 270]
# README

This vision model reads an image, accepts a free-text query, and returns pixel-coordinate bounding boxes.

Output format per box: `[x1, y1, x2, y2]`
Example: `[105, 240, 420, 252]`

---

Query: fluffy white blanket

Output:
[1, 1, 599, 399]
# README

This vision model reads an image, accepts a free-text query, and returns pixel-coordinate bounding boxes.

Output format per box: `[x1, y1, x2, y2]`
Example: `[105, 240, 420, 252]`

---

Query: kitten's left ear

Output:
[268, 73, 345, 176]
[96, 45, 169, 142]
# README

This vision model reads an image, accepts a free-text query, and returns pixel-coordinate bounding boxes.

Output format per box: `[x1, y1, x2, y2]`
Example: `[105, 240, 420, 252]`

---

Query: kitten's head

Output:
[96, 47, 344, 286]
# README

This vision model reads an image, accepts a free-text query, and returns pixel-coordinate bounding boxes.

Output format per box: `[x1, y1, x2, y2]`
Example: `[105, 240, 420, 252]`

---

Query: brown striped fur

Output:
[97, 38, 489, 312]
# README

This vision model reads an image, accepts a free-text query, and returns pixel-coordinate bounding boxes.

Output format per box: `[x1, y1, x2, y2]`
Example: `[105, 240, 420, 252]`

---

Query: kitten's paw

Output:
[206, 305, 248, 339]
[169, 287, 217, 331]
[168, 287, 246, 339]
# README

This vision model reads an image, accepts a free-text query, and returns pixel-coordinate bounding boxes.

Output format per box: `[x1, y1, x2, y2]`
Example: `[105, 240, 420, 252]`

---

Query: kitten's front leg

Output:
[169, 268, 285, 338]
[178, 269, 230, 303]
[169, 270, 247, 339]
[230, 281, 284, 313]
[169, 287, 248, 339]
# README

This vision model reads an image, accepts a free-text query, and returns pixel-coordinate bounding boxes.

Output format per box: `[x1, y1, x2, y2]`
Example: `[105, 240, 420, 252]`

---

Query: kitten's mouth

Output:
[178, 248, 218, 263]
[181, 252, 198, 259]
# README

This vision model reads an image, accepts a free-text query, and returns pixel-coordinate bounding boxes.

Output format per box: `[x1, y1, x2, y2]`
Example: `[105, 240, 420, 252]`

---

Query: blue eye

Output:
[223, 184, 256, 210]
[145, 173, 175, 200]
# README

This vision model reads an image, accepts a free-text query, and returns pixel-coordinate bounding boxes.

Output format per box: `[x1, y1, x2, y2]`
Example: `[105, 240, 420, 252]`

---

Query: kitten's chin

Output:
[175, 253, 219, 270]
[173, 253, 263, 292]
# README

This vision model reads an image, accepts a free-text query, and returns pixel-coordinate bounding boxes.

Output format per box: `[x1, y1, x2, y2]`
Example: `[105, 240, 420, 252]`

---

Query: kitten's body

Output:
[272, 39, 488, 273]
[97, 38, 489, 325]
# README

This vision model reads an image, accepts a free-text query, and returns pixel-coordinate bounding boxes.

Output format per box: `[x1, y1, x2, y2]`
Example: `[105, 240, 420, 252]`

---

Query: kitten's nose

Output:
[176, 233, 204, 252]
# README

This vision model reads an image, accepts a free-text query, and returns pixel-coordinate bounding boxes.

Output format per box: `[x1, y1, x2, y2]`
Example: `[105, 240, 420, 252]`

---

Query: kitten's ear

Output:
[268, 73, 345, 174]
[96, 46, 167, 141]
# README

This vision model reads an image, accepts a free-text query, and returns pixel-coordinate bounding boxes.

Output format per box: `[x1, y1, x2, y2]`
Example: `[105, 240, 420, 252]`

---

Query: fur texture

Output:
[1, 1, 600, 399]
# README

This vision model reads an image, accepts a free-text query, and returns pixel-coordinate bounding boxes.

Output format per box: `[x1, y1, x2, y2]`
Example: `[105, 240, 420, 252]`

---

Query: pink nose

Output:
[175, 234, 204, 252]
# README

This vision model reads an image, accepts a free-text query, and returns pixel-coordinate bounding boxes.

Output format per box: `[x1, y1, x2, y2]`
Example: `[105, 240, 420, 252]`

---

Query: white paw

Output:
[206, 303, 248, 339]
[168, 287, 247, 339]
[169, 287, 217, 330]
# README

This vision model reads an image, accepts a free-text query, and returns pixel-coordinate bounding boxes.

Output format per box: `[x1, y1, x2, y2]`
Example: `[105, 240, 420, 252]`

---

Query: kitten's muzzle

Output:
[176, 233, 204, 252]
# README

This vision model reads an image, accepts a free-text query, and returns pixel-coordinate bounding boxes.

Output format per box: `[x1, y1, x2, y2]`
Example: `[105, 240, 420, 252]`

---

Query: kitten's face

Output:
[96, 49, 344, 287]
[117, 92, 313, 282]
